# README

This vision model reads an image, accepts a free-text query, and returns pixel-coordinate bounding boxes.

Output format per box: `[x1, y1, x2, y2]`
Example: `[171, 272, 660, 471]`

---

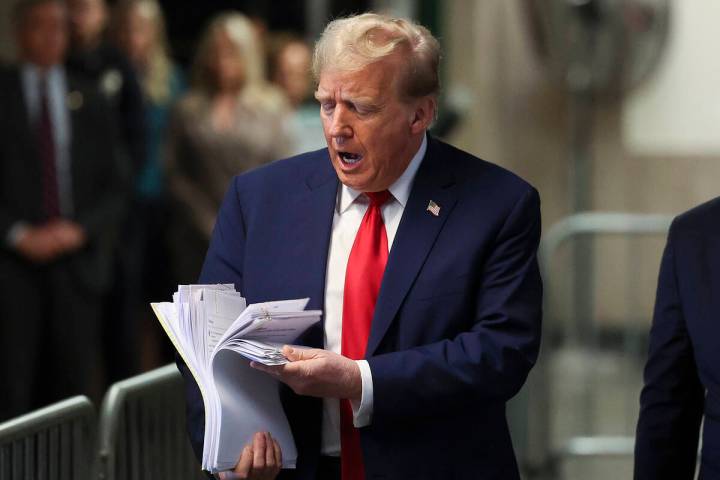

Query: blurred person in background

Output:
[268, 33, 325, 156]
[66, 0, 147, 383]
[635, 197, 720, 479]
[110, 0, 184, 369]
[111, 0, 183, 201]
[269, 34, 312, 110]
[66, 0, 145, 175]
[165, 11, 289, 285]
[0, 0, 127, 420]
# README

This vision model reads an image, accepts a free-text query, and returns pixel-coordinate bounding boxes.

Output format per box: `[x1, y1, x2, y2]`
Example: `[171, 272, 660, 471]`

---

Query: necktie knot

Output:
[365, 190, 391, 207]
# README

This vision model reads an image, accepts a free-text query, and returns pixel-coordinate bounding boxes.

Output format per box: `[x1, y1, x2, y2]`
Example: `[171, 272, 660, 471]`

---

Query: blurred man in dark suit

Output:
[66, 0, 145, 175]
[65, 0, 148, 383]
[635, 197, 720, 479]
[0, 0, 127, 420]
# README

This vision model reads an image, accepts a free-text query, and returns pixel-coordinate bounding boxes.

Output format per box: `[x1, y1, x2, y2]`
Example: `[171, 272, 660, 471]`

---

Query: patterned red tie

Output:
[38, 78, 60, 219]
[340, 190, 391, 480]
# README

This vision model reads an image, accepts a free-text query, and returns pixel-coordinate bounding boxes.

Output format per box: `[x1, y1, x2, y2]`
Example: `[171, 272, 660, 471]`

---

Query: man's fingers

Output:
[265, 432, 275, 468]
[230, 433, 281, 479]
[218, 472, 242, 480]
[273, 439, 282, 469]
[282, 346, 302, 361]
[250, 360, 305, 378]
[250, 362, 285, 377]
[233, 445, 253, 477]
[282, 346, 318, 362]
[252, 431, 267, 471]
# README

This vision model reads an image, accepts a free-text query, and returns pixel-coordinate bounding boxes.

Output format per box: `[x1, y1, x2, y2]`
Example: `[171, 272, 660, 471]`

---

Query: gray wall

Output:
[442, 0, 720, 324]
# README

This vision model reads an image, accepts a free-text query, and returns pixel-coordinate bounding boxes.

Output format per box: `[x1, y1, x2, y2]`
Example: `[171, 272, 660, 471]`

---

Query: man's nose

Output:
[328, 105, 352, 140]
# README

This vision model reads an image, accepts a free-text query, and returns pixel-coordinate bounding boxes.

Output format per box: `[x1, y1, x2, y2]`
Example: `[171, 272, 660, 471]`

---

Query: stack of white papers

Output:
[151, 284, 322, 474]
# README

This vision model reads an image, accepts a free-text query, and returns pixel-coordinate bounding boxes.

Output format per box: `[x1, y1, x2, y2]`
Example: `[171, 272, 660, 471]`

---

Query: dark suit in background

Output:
[66, 43, 145, 176]
[0, 65, 128, 420]
[635, 197, 720, 479]
[182, 136, 543, 479]
[66, 42, 147, 383]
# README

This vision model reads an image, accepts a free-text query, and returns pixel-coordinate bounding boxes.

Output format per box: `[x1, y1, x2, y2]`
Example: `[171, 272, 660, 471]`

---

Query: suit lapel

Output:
[699, 228, 720, 342]
[366, 137, 458, 356]
[7, 71, 37, 166]
[66, 76, 86, 193]
[299, 156, 339, 312]
[7, 70, 43, 217]
[256, 153, 336, 349]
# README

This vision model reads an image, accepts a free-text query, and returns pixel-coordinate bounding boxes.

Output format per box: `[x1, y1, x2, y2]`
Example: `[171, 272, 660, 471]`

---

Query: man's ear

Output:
[409, 96, 436, 134]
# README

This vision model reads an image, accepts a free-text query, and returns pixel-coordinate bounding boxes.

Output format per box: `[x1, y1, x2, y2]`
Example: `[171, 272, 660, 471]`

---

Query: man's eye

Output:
[353, 104, 375, 116]
[321, 102, 335, 112]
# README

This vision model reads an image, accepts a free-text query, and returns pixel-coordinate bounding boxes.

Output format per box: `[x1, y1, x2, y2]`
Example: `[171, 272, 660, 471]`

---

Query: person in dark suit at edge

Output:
[0, 0, 127, 421]
[635, 197, 720, 479]
[180, 12, 543, 480]
[65, 0, 148, 384]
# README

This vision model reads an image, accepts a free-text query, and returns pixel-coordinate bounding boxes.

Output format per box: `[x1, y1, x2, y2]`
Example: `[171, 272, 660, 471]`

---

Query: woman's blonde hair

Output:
[312, 12, 441, 101]
[191, 11, 284, 111]
[112, 0, 173, 104]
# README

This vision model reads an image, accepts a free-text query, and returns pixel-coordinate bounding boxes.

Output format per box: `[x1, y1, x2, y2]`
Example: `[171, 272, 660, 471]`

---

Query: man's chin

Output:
[336, 173, 371, 192]
[332, 163, 390, 192]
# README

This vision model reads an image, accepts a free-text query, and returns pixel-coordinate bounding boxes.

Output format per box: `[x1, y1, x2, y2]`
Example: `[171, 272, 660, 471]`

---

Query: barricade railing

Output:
[97, 363, 205, 480]
[520, 211, 673, 479]
[0, 396, 96, 479]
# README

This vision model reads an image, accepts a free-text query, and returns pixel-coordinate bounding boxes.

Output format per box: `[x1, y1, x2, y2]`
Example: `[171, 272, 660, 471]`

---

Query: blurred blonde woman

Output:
[112, 0, 184, 198]
[166, 11, 290, 283]
[111, 0, 185, 370]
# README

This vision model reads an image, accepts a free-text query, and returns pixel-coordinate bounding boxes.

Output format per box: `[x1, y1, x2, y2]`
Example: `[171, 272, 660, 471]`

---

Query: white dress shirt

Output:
[6, 64, 73, 247]
[320, 135, 427, 456]
[22, 63, 73, 215]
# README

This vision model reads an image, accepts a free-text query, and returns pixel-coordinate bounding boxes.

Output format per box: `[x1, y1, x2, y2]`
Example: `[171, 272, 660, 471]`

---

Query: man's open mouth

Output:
[338, 151, 363, 165]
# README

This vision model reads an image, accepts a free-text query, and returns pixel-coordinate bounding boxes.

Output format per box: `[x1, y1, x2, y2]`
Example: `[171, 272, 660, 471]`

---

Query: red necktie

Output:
[37, 78, 60, 219]
[340, 190, 391, 480]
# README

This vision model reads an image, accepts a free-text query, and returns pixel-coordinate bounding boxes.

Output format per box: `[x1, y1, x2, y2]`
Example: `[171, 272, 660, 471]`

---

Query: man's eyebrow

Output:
[314, 91, 331, 101]
[314, 90, 379, 105]
[345, 95, 378, 105]
[313, 92, 384, 113]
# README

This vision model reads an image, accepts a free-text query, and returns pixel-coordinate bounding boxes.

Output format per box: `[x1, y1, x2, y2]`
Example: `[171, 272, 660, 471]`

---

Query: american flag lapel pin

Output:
[426, 200, 441, 217]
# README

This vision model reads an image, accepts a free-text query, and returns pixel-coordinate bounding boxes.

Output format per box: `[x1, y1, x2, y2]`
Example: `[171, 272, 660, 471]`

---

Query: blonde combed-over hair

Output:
[312, 12, 441, 101]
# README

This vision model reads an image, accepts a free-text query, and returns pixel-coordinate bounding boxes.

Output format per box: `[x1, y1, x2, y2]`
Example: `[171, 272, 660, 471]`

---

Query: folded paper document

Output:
[151, 284, 321, 473]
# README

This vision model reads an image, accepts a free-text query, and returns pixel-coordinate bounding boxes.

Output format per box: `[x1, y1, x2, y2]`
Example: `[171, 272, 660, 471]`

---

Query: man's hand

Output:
[218, 431, 281, 480]
[47, 219, 87, 253]
[15, 224, 65, 263]
[14, 220, 87, 263]
[251, 346, 362, 400]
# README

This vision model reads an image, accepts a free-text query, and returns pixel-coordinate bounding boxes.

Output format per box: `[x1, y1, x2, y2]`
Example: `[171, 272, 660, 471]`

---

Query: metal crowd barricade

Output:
[97, 364, 206, 480]
[521, 212, 673, 478]
[0, 396, 96, 479]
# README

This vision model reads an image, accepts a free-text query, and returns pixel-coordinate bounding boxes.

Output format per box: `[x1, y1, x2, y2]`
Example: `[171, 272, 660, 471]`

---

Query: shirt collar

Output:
[337, 134, 428, 213]
[22, 63, 63, 84]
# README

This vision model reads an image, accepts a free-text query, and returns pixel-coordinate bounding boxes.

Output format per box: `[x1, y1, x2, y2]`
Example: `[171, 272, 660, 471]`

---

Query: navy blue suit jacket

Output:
[635, 197, 720, 479]
[181, 135, 543, 479]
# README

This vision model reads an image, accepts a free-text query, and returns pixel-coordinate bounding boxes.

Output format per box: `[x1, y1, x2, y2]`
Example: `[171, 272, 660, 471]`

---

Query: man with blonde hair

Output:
[181, 13, 542, 480]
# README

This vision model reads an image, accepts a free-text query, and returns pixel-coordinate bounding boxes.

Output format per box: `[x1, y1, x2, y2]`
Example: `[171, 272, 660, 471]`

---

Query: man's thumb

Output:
[283, 345, 312, 361]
